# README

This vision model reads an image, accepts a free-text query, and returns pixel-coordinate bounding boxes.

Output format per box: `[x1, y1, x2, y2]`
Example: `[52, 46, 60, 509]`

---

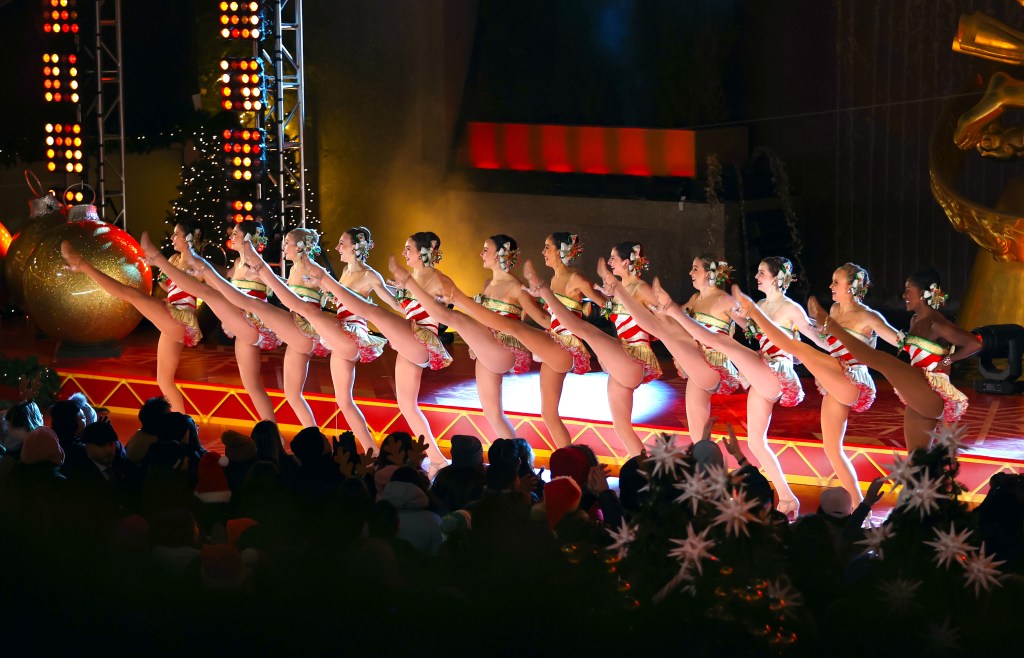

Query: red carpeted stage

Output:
[8, 319, 1022, 502]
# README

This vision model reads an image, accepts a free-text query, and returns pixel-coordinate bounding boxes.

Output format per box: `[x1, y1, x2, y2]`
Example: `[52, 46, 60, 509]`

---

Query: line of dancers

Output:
[59, 222, 981, 515]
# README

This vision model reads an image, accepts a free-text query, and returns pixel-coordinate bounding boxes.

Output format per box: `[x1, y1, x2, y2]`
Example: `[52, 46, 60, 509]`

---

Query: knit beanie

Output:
[692, 439, 725, 473]
[220, 430, 257, 464]
[450, 434, 484, 469]
[544, 476, 582, 530]
[819, 487, 852, 518]
[194, 452, 232, 503]
[548, 446, 589, 489]
[21, 427, 65, 465]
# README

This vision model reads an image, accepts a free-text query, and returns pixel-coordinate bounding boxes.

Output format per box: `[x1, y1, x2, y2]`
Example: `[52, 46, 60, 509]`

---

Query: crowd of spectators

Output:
[1, 395, 1021, 656]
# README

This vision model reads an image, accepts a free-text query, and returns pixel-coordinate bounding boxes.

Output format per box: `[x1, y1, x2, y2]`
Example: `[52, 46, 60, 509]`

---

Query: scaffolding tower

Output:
[86, 0, 128, 228]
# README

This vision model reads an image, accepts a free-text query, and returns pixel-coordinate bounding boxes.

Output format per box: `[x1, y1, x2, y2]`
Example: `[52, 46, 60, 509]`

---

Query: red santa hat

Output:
[194, 452, 232, 503]
[544, 476, 582, 531]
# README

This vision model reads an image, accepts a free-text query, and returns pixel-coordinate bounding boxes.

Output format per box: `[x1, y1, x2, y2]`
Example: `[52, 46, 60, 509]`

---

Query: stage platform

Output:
[5, 319, 1022, 503]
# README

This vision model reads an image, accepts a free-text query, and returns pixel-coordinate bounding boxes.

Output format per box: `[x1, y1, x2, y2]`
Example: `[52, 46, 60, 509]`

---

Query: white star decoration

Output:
[700, 462, 732, 500]
[923, 617, 961, 654]
[923, 522, 975, 570]
[667, 522, 717, 575]
[606, 521, 637, 560]
[711, 490, 762, 537]
[672, 470, 706, 514]
[653, 563, 694, 603]
[887, 452, 922, 487]
[646, 433, 686, 479]
[928, 422, 968, 459]
[855, 523, 894, 559]
[877, 578, 922, 612]
[900, 470, 945, 519]
[766, 577, 804, 619]
[962, 541, 1005, 597]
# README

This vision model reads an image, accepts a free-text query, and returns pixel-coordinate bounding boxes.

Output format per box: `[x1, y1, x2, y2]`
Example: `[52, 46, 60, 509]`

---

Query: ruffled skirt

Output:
[700, 346, 740, 395]
[768, 358, 804, 407]
[292, 312, 331, 358]
[470, 330, 533, 375]
[167, 303, 202, 348]
[338, 320, 388, 363]
[407, 325, 453, 370]
[224, 309, 283, 351]
[816, 364, 876, 413]
[623, 341, 662, 386]
[540, 329, 591, 375]
[894, 370, 968, 424]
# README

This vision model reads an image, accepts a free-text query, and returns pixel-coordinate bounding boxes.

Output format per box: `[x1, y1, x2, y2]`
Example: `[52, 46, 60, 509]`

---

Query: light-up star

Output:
[766, 576, 804, 620]
[855, 523, 894, 559]
[606, 521, 637, 560]
[923, 522, 975, 570]
[900, 470, 945, 519]
[928, 422, 968, 459]
[710, 489, 762, 538]
[646, 433, 687, 480]
[962, 541, 1006, 597]
[667, 522, 717, 575]
[887, 452, 922, 487]
[877, 578, 922, 612]
[923, 617, 962, 654]
[700, 462, 732, 500]
[672, 470, 706, 514]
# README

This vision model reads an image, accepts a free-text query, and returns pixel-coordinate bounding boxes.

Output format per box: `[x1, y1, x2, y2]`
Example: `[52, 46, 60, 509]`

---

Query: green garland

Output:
[0, 355, 62, 409]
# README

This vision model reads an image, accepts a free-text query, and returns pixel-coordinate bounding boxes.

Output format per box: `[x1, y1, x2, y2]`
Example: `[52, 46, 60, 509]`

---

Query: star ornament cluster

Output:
[877, 578, 922, 613]
[923, 522, 974, 570]
[962, 541, 1006, 597]
[899, 470, 945, 519]
[711, 489, 762, 538]
[672, 470, 706, 514]
[606, 521, 637, 560]
[928, 422, 967, 458]
[667, 522, 717, 575]
[855, 523, 894, 559]
[700, 462, 733, 500]
[886, 452, 922, 488]
[646, 433, 687, 479]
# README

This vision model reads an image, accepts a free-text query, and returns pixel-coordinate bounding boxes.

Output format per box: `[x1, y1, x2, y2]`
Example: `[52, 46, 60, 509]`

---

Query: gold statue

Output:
[930, 9, 1024, 328]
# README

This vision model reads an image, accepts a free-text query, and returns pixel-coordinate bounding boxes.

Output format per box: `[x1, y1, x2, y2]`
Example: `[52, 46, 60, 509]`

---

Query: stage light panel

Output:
[45, 122, 84, 173]
[219, 57, 265, 112]
[219, 1, 264, 40]
[221, 127, 267, 180]
[42, 52, 80, 103]
[43, 0, 79, 34]
[225, 198, 265, 224]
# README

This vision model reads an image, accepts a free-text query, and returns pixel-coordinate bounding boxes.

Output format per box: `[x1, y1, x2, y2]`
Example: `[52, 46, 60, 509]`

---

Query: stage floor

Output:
[5, 317, 1021, 502]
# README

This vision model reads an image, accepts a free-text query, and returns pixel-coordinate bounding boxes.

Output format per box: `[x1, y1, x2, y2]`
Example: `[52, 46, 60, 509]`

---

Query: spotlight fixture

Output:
[971, 323, 1024, 394]
[219, 1, 264, 40]
[226, 199, 265, 224]
[44, 122, 84, 174]
[43, 0, 79, 35]
[42, 52, 80, 104]
[219, 57, 265, 112]
[222, 127, 266, 181]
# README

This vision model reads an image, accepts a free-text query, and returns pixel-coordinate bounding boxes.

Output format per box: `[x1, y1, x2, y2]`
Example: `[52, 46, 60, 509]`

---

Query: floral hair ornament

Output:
[497, 241, 520, 273]
[776, 262, 796, 291]
[353, 233, 374, 262]
[628, 245, 650, 275]
[707, 260, 734, 287]
[558, 234, 583, 265]
[295, 231, 322, 259]
[243, 231, 268, 253]
[923, 283, 948, 309]
[420, 239, 442, 266]
[849, 270, 869, 300]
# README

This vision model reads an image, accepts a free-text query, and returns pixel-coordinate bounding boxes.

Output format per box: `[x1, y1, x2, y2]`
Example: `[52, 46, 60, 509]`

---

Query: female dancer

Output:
[60, 221, 205, 413]
[386, 235, 540, 441]
[191, 227, 329, 428]
[522, 241, 661, 457]
[241, 227, 389, 452]
[813, 268, 979, 452]
[305, 231, 450, 469]
[734, 263, 900, 506]
[138, 223, 280, 422]
[593, 254, 740, 446]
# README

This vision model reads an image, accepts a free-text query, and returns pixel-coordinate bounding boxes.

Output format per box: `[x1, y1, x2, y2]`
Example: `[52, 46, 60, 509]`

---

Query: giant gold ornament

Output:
[4, 210, 66, 308]
[22, 219, 152, 343]
[930, 10, 1024, 328]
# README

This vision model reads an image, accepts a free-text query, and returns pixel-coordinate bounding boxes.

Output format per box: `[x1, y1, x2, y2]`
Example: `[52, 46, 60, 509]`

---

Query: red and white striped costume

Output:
[394, 288, 452, 370]
[469, 296, 532, 375]
[223, 278, 282, 351]
[605, 300, 661, 385]
[335, 288, 387, 363]
[894, 334, 968, 423]
[288, 283, 331, 358]
[164, 275, 202, 348]
[814, 329, 876, 413]
[687, 310, 740, 395]
[751, 321, 804, 407]
[538, 292, 591, 375]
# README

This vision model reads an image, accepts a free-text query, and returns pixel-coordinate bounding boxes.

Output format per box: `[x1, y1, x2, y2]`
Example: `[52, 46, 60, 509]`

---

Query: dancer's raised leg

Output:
[319, 279, 430, 366]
